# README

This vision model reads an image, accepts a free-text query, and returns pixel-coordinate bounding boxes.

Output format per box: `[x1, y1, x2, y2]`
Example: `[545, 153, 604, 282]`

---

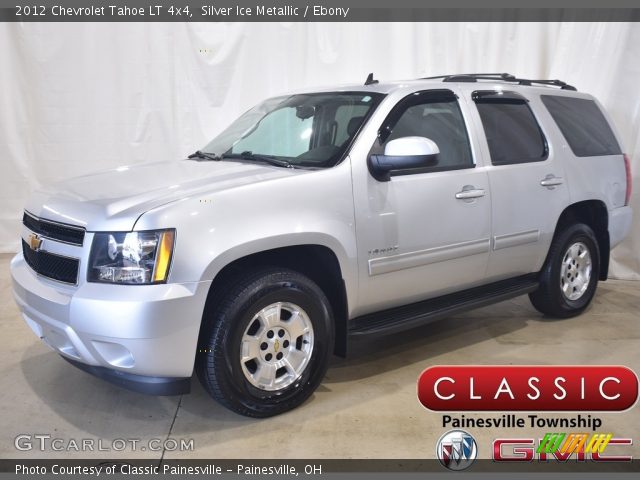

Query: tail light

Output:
[624, 154, 632, 206]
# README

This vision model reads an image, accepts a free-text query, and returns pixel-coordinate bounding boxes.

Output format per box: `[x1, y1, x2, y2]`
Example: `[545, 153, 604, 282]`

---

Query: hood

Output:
[25, 160, 301, 231]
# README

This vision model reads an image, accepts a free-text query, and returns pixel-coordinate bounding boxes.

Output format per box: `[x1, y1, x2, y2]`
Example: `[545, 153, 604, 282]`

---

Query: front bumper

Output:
[11, 253, 211, 390]
[62, 357, 190, 395]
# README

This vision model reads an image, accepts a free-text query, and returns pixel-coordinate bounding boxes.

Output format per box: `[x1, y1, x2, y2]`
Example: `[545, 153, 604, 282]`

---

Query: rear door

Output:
[469, 90, 570, 280]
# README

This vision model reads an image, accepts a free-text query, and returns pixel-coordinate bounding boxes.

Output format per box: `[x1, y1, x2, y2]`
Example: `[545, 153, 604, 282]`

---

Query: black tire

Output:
[196, 267, 334, 417]
[529, 223, 600, 318]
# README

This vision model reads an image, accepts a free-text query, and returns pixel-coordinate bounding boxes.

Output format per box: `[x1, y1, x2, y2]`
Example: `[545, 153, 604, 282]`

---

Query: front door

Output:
[352, 89, 492, 314]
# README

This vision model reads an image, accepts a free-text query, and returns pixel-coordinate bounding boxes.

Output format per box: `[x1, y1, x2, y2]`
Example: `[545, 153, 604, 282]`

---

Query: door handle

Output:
[455, 187, 486, 200]
[540, 174, 564, 188]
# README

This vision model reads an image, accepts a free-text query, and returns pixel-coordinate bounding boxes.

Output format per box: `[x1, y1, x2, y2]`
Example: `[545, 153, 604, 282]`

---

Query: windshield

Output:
[200, 92, 383, 168]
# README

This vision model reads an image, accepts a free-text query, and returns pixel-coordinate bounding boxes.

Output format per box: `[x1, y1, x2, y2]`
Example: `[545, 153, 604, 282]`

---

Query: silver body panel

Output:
[11, 79, 633, 379]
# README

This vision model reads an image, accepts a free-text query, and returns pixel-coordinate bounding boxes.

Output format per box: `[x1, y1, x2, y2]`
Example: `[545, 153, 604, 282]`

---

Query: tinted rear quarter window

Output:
[474, 96, 547, 165]
[541, 95, 621, 157]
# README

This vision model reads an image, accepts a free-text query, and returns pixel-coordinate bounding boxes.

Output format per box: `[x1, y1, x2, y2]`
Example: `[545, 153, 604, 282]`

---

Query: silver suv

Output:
[11, 73, 633, 417]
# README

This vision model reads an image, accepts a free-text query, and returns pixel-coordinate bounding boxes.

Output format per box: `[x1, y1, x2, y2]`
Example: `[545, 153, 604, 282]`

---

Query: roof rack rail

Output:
[422, 73, 577, 91]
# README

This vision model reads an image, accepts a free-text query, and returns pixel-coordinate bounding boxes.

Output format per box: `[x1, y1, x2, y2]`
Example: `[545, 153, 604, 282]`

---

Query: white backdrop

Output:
[1, 22, 639, 278]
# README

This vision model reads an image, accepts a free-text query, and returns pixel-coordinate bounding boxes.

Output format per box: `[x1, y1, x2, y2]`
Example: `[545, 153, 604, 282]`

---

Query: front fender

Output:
[133, 161, 359, 313]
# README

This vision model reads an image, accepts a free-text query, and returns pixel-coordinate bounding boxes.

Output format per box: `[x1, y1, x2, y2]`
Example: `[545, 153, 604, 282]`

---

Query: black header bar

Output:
[1, 1, 639, 22]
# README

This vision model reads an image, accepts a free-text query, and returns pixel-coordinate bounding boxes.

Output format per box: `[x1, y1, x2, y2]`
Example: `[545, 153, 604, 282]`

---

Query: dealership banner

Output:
[418, 366, 639, 411]
[1, 0, 640, 21]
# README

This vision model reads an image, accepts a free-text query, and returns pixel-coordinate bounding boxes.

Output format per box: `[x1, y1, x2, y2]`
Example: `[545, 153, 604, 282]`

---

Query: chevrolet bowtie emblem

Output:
[274, 339, 280, 353]
[28, 233, 43, 252]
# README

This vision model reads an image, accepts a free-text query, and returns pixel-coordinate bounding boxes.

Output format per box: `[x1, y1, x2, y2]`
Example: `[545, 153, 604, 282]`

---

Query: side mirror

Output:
[368, 136, 440, 181]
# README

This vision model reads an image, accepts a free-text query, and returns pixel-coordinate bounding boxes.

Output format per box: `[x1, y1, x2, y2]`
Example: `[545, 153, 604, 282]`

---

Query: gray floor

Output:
[1, 253, 638, 460]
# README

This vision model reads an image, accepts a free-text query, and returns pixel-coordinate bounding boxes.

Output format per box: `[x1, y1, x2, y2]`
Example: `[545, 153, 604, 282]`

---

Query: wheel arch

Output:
[552, 200, 610, 280]
[200, 242, 350, 358]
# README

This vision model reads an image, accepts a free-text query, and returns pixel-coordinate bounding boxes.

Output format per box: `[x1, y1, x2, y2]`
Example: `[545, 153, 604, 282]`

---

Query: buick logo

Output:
[27, 233, 43, 252]
[436, 429, 478, 471]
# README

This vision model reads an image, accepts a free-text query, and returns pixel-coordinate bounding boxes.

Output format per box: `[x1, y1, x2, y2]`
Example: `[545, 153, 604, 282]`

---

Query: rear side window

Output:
[541, 95, 621, 157]
[474, 91, 547, 165]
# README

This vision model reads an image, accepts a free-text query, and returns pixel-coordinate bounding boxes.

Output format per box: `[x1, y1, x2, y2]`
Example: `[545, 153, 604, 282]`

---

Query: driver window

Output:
[380, 95, 474, 171]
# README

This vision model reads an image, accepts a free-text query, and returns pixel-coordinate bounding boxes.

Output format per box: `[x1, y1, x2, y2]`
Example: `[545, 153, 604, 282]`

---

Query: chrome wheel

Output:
[240, 302, 314, 391]
[560, 241, 592, 301]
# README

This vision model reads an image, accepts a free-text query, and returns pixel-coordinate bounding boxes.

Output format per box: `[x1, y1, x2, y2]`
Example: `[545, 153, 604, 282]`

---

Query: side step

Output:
[349, 274, 539, 337]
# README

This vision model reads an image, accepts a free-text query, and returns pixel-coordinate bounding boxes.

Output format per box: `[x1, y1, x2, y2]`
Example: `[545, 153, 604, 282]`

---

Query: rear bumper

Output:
[11, 252, 211, 379]
[609, 205, 632, 249]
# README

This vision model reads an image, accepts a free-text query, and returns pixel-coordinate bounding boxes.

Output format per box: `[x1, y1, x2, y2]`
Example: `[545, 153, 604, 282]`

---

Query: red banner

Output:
[418, 365, 638, 411]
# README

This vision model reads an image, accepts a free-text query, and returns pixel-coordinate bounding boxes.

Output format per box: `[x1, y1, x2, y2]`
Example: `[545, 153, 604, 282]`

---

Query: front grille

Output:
[23, 212, 85, 246]
[22, 240, 79, 284]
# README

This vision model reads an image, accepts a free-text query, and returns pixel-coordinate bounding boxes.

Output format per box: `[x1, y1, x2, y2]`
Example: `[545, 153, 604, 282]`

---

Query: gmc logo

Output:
[493, 438, 633, 462]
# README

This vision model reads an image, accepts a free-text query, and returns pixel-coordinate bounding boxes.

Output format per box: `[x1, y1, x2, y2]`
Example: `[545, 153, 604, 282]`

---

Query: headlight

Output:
[88, 230, 175, 284]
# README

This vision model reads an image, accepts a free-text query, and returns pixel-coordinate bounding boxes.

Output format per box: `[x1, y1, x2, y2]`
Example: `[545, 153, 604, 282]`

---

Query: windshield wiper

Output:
[188, 151, 221, 161]
[222, 151, 293, 169]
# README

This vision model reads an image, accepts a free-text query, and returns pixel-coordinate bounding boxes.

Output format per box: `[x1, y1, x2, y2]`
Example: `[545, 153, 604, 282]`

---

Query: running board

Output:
[349, 274, 539, 337]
